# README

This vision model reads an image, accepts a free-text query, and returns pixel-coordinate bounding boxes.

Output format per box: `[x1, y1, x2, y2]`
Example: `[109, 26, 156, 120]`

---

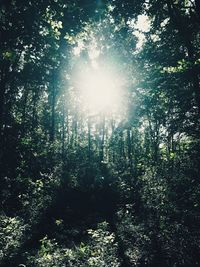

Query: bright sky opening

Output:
[77, 66, 122, 115]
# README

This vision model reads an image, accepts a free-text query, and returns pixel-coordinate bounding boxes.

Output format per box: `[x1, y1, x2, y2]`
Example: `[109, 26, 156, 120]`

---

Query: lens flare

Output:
[77, 67, 122, 115]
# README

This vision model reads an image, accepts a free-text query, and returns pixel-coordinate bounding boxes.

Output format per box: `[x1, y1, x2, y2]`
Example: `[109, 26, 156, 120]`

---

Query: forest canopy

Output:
[0, 0, 200, 266]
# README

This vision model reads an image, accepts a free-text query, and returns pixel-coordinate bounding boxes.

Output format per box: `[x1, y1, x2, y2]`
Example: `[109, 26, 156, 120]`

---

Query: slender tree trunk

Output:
[50, 69, 56, 142]
[61, 98, 65, 161]
[74, 116, 78, 148]
[100, 114, 105, 162]
[0, 63, 9, 134]
[127, 127, 133, 172]
[0, 80, 6, 133]
[154, 119, 160, 163]
[66, 107, 70, 146]
[22, 86, 28, 122]
[88, 116, 91, 161]
[120, 131, 125, 160]
[110, 118, 115, 163]
[131, 128, 136, 174]
[32, 90, 38, 131]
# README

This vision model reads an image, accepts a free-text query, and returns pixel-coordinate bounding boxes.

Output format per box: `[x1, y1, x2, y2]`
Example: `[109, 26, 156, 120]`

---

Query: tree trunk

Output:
[127, 127, 133, 172]
[0, 63, 9, 134]
[88, 116, 91, 161]
[100, 115, 105, 162]
[50, 69, 56, 142]
[61, 99, 65, 161]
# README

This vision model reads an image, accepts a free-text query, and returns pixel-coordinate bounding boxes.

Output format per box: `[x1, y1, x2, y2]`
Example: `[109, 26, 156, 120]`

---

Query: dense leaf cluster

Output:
[0, 0, 200, 266]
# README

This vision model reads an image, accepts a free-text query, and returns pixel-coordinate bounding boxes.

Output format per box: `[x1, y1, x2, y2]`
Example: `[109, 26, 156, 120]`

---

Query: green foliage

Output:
[86, 222, 120, 267]
[28, 222, 120, 267]
[0, 0, 200, 266]
[0, 216, 27, 264]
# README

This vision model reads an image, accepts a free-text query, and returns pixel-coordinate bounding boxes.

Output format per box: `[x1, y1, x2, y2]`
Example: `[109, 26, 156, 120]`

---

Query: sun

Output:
[77, 67, 122, 115]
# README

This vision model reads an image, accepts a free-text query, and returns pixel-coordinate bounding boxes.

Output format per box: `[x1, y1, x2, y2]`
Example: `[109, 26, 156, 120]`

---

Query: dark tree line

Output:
[0, 0, 200, 266]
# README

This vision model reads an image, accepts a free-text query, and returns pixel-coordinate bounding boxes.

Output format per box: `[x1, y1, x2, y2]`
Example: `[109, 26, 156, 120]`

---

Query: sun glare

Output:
[77, 67, 122, 115]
